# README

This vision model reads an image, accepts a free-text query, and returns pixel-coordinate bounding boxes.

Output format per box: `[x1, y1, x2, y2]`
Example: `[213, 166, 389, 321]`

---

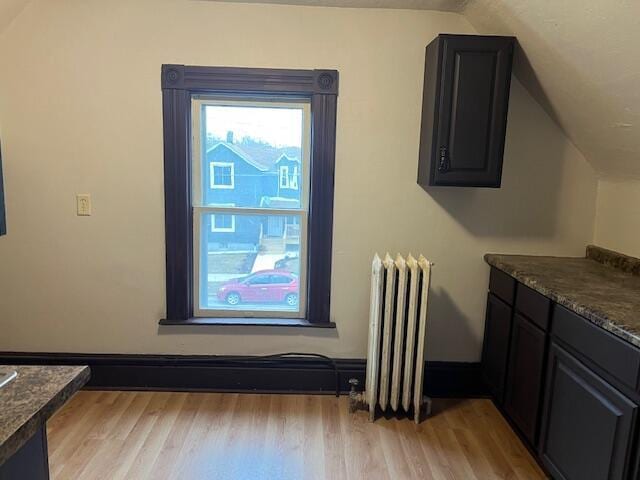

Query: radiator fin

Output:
[364, 252, 433, 423]
[378, 253, 397, 412]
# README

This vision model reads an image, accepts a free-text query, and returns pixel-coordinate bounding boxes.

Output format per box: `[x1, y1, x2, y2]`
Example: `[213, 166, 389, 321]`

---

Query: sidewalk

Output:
[251, 253, 283, 273]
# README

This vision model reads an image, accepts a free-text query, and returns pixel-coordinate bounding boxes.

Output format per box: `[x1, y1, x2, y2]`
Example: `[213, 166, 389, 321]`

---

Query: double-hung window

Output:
[160, 65, 338, 326]
[210, 162, 234, 189]
[192, 97, 310, 317]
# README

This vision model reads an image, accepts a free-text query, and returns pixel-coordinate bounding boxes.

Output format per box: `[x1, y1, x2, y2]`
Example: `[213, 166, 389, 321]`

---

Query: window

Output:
[211, 214, 235, 232]
[193, 97, 309, 317]
[279, 166, 289, 188]
[161, 65, 338, 325]
[279, 164, 299, 190]
[210, 162, 234, 189]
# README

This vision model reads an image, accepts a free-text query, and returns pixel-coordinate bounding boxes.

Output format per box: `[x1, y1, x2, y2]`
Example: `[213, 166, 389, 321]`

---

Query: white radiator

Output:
[353, 253, 433, 424]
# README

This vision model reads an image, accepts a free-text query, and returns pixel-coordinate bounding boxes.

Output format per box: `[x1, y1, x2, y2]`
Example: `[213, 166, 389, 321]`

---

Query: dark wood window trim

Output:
[160, 64, 338, 326]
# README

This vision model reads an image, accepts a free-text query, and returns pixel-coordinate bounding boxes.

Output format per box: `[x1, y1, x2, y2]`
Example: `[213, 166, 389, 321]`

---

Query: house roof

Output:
[208, 142, 302, 172]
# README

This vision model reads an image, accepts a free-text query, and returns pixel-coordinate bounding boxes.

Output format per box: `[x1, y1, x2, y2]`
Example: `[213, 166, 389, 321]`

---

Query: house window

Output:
[210, 162, 234, 189]
[279, 166, 290, 188]
[161, 65, 338, 325]
[211, 214, 235, 232]
[279, 164, 299, 190]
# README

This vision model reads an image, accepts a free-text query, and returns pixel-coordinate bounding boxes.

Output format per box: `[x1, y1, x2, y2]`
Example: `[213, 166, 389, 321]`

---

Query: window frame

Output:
[210, 162, 235, 189]
[160, 64, 338, 326]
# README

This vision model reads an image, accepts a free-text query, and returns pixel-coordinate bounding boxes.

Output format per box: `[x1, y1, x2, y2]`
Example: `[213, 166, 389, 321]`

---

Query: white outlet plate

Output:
[76, 194, 92, 216]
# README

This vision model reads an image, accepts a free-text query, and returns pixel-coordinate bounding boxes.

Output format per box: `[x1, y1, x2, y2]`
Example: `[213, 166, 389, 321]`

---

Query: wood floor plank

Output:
[338, 396, 391, 480]
[122, 392, 188, 480]
[81, 392, 163, 480]
[458, 398, 518, 479]
[320, 397, 347, 480]
[181, 392, 237, 480]
[47, 392, 547, 480]
[146, 393, 204, 479]
[47, 391, 106, 457]
[302, 395, 325, 480]
[53, 391, 138, 480]
[392, 417, 437, 480]
[281, 394, 306, 480]
[220, 393, 269, 480]
[170, 392, 225, 480]
[471, 399, 546, 480]
[49, 391, 124, 477]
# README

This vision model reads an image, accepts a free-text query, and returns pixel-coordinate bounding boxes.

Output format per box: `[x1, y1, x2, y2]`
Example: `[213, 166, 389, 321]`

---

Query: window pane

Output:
[198, 101, 308, 209]
[198, 212, 303, 314]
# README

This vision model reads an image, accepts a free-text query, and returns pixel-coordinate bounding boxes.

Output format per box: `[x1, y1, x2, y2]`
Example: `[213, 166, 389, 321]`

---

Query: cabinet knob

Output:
[438, 146, 449, 173]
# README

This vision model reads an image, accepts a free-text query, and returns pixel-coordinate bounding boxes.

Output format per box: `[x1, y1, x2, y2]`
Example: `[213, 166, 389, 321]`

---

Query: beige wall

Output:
[594, 178, 640, 258]
[0, 0, 598, 361]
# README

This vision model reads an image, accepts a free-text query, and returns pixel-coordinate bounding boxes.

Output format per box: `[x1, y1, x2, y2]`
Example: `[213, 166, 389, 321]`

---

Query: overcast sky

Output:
[205, 105, 303, 147]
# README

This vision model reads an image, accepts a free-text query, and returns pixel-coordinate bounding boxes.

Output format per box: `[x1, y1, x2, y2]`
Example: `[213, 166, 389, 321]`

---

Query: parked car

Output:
[217, 269, 299, 306]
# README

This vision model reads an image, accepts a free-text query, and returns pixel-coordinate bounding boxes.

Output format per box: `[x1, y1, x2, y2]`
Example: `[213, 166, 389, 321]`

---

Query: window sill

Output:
[158, 317, 336, 328]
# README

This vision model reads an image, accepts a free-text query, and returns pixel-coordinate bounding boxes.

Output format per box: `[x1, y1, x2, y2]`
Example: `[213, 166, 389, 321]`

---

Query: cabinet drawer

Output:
[489, 268, 515, 305]
[552, 305, 640, 391]
[515, 284, 551, 331]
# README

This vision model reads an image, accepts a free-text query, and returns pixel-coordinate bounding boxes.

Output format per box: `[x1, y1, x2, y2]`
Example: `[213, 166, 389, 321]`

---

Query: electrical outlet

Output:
[76, 194, 92, 216]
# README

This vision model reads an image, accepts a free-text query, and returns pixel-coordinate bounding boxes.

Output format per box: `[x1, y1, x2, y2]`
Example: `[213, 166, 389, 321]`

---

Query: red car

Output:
[217, 269, 299, 307]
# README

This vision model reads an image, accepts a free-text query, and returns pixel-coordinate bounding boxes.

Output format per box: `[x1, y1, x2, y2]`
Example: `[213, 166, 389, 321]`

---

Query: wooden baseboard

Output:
[0, 352, 486, 397]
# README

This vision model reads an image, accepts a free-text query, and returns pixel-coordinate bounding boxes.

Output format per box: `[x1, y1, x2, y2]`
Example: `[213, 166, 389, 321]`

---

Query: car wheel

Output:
[285, 293, 298, 307]
[226, 292, 241, 306]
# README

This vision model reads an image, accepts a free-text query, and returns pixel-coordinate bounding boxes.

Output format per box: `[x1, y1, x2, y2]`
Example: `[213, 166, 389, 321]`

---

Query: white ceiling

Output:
[210, 0, 466, 11]
[463, 0, 640, 178]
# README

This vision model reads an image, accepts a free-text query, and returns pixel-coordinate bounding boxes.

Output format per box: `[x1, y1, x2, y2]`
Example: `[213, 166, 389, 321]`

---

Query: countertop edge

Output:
[484, 254, 640, 349]
[0, 366, 90, 466]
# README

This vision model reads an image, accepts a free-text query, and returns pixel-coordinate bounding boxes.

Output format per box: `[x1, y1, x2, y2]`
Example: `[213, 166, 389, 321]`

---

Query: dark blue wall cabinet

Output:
[0, 142, 5, 236]
[418, 34, 515, 188]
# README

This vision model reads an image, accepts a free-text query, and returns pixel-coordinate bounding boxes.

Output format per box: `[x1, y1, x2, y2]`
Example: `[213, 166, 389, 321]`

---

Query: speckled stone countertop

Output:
[485, 247, 640, 348]
[0, 365, 89, 465]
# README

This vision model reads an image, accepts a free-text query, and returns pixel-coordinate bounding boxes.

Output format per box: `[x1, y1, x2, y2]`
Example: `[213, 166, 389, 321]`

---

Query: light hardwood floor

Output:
[47, 391, 546, 480]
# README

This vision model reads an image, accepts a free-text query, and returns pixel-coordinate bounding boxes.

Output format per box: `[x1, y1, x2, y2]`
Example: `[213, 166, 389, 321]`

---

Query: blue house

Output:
[204, 132, 302, 252]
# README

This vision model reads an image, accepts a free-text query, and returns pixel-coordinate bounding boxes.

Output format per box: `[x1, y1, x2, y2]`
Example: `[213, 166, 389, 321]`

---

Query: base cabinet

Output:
[0, 425, 49, 480]
[504, 313, 546, 444]
[482, 267, 640, 480]
[481, 293, 512, 404]
[539, 343, 637, 480]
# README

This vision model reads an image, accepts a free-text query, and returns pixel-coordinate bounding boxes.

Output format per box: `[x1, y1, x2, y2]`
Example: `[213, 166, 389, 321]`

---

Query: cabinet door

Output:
[481, 293, 513, 403]
[504, 313, 546, 444]
[539, 343, 637, 480]
[432, 35, 513, 187]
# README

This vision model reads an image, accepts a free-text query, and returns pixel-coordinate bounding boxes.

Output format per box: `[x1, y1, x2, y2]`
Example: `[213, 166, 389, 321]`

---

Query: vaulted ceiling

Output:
[3, 0, 639, 178]
[463, 0, 640, 178]
[0, 0, 30, 35]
